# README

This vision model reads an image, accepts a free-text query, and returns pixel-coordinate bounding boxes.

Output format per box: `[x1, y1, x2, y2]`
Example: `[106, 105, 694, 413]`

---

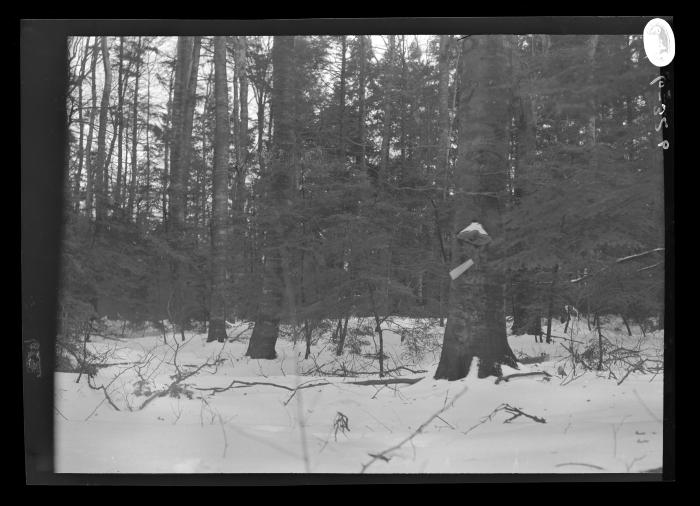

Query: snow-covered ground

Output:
[54, 317, 664, 473]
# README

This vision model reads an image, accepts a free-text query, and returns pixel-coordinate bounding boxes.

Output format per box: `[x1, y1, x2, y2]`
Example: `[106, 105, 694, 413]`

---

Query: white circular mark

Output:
[643, 18, 675, 67]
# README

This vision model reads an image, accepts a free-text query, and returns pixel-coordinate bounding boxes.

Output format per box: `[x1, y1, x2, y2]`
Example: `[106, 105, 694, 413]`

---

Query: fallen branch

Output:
[549, 334, 586, 345]
[616, 360, 647, 385]
[139, 343, 228, 410]
[360, 386, 469, 473]
[500, 404, 547, 424]
[303, 364, 427, 378]
[86, 377, 121, 412]
[194, 376, 424, 404]
[193, 379, 328, 394]
[465, 403, 546, 434]
[495, 371, 552, 384]
[349, 377, 423, 387]
[94, 361, 137, 369]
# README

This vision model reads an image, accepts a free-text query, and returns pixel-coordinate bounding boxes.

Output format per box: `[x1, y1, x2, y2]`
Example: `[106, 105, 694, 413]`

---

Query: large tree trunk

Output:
[93, 36, 112, 235]
[246, 36, 296, 359]
[435, 36, 518, 381]
[167, 36, 200, 340]
[207, 36, 231, 343]
[168, 37, 193, 235]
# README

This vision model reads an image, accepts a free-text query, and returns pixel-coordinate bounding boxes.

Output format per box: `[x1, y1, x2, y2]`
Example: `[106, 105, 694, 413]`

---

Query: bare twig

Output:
[464, 403, 546, 434]
[138, 342, 228, 410]
[360, 386, 469, 473]
[495, 371, 552, 384]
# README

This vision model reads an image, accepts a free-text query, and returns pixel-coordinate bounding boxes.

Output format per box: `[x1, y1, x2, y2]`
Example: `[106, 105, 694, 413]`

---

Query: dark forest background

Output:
[58, 34, 666, 365]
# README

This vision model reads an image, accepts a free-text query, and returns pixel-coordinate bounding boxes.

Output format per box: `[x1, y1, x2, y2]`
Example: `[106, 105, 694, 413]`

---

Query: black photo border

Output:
[21, 16, 674, 486]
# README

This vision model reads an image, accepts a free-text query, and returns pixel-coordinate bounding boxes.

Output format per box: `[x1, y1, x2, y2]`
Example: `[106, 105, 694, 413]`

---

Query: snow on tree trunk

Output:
[435, 35, 518, 381]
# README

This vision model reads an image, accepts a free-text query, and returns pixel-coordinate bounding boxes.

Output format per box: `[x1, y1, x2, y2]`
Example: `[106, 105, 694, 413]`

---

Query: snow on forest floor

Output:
[54, 316, 665, 474]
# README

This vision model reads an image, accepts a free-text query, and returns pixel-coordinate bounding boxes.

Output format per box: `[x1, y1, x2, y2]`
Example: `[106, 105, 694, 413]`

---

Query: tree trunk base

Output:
[246, 317, 279, 359]
[206, 319, 227, 343]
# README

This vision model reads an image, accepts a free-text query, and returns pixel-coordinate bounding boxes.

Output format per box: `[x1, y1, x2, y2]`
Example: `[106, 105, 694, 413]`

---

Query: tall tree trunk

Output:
[437, 35, 451, 325]
[357, 35, 367, 174]
[509, 90, 543, 338]
[398, 36, 407, 179]
[143, 49, 152, 224]
[207, 36, 231, 343]
[105, 111, 118, 198]
[438, 35, 451, 200]
[94, 36, 112, 235]
[234, 36, 249, 220]
[115, 37, 125, 214]
[246, 36, 296, 359]
[256, 80, 266, 173]
[73, 37, 90, 213]
[162, 69, 174, 226]
[338, 36, 346, 158]
[84, 38, 98, 218]
[198, 66, 213, 234]
[435, 36, 518, 381]
[588, 35, 600, 171]
[335, 315, 349, 356]
[377, 35, 395, 189]
[168, 36, 193, 235]
[232, 46, 240, 172]
[168, 36, 198, 341]
[127, 37, 141, 222]
[181, 37, 202, 224]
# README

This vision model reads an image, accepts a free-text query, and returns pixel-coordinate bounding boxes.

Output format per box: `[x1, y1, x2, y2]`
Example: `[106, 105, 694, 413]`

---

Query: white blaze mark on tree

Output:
[449, 258, 474, 280]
